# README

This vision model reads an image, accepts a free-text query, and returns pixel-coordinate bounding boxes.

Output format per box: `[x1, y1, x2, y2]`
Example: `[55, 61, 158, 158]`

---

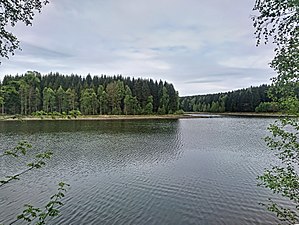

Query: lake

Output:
[0, 117, 290, 224]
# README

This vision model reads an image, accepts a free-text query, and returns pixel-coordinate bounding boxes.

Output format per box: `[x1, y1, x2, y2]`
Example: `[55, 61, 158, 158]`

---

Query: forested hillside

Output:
[0, 71, 179, 115]
[180, 85, 274, 113]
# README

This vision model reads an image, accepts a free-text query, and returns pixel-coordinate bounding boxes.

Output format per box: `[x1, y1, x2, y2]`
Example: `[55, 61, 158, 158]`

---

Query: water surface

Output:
[0, 118, 288, 224]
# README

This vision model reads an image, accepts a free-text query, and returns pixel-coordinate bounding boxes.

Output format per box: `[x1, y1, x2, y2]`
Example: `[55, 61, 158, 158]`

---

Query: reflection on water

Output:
[0, 120, 182, 172]
[0, 118, 289, 224]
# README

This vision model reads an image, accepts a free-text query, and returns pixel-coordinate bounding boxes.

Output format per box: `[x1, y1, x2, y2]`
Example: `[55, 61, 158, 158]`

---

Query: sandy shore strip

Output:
[186, 112, 293, 118]
[0, 114, 187, 121]
[0, 112, 294, 121]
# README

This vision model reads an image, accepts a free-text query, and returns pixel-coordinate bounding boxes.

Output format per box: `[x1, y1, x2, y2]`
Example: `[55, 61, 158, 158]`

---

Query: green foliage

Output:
[0, 142, 69, 224]
[43, 87, 56, 113]
[27, 151, 53, 169]
[255, 102, 280, 112]
[80, 88, 98, 115]
[31, 110, 82, 119]
[106, 81, 124, 115]
[97, 85, 107, 114]
[0, 141, 50, 183]
[0, 0, 49, 60]
[1, 83, 20, 114]
[260, 199, 298, 223]
[143, 96, 154, 115]
[180, 85, 273, 112]
[0, 146, 53, 187]
[32, 110, 47, 117]
[124, 85, 134, 115]
[174, 109, 185, 115]
[69, 109, 81, 118]
[253, 0, 299, 222]
[0, 140, 32, 158]
[258, 117, 299, 223]
[158, 87, 169, 114]
[1, 73, 179, 116]
[65, 88, 77, 112]
[15, 182, 69, 225]
[0, 95, 4, 114]
[252, 0, 298, 47]
[56, 86, 66, 113]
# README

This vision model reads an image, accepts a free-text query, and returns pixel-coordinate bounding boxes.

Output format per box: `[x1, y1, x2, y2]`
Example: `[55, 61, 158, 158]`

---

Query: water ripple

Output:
[0, 118, 292, 225]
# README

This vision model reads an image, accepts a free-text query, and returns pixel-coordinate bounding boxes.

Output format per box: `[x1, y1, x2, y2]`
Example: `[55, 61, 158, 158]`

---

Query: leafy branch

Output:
[0, 151, 53, 187]
[253, 1, 299, 223]
[0, 140, 32, 158]
[259, 199, 299, 224]
[258, 116, 299, 223]
[0, 0, 50, 59]
[8, 182, 70, 225]
[0, 141, 69, 224]
[252, 0, 298, 47]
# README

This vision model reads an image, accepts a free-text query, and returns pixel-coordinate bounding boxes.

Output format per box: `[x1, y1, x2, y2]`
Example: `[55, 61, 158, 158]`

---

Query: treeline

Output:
[0, 71, 179, 115]
[180, 85, 273, 113]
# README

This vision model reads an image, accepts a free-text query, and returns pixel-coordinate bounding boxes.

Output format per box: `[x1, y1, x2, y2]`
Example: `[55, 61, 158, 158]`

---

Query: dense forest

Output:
[180, 85, 277, 113]
[0, 71, 179, 115]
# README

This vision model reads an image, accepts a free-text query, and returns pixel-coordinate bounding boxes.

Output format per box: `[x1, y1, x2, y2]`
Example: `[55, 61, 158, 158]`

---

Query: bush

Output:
[255, 102, 280, 113]
[174, 109, 185, 115]
[69, 110, 81, 118]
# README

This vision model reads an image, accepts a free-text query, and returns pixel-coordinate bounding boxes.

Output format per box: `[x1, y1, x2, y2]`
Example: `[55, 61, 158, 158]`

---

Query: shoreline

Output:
[0, 114, 185, 121]
[0, 112, 294, 121]
[186, 112, 292, 118]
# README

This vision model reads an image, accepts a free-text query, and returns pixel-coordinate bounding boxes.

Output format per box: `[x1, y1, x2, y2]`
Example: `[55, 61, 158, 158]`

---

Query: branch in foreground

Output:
[8, 182, 70, 225]
[0, 151, 53, 187]
[0, 141, 32, 158]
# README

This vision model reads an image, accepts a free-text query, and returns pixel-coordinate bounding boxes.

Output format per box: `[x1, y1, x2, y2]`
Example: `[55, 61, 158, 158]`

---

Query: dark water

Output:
[0, 118, 290, 224]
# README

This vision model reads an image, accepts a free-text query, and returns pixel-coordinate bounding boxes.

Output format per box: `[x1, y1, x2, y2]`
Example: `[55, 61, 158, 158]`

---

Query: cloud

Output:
[185, 79, 223, 84]
[20, 42, 72, 59]
[219, 55, 270, 69]
[0, 0, 275, 96]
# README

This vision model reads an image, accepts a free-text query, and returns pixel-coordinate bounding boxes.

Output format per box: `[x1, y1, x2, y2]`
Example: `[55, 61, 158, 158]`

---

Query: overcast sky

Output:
[0, 0, 276, 96]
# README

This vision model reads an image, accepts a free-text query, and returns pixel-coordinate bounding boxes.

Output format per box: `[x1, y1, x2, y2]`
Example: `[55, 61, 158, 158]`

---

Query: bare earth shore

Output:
[186, 112, 290, 118]
[0, 114, 185, 121]
[0, 112, 290, 121]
